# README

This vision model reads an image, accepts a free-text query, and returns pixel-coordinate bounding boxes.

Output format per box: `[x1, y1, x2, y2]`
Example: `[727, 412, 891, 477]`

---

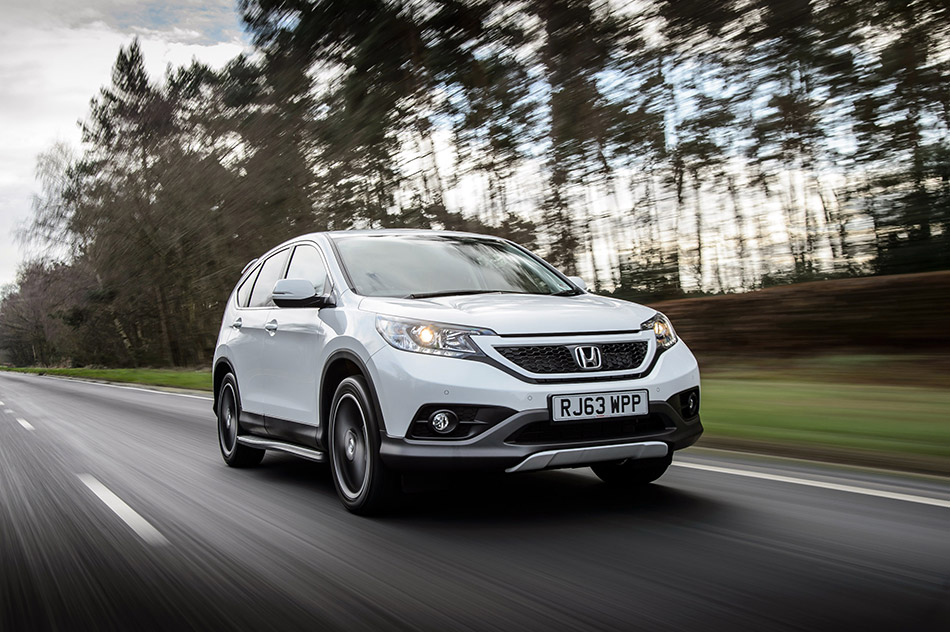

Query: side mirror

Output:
[272, 278, 334, 308]
[568, 275, 587, 291]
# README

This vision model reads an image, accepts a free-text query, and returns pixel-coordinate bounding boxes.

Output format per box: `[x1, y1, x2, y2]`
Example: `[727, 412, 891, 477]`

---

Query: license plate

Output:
[551, 390, 649, 422]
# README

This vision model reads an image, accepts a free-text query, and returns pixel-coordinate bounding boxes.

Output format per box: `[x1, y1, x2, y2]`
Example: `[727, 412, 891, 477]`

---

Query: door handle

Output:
[231, 318, 243, 329]
[264, 319, 278, 333]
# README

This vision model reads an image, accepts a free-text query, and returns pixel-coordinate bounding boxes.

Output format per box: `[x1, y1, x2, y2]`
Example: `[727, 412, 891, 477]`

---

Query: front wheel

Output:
[328, 376, 398, 515]
[591, 453, 672, 486]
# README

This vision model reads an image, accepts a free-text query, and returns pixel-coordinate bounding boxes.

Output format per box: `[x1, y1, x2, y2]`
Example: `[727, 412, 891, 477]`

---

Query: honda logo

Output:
[572, 345, 602, 370]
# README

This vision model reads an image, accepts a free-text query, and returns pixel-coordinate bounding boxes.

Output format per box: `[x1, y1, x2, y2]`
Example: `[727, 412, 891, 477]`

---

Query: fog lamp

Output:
[687, 393, 699, 416]
[680, 388, 700, 418]
[429, 410, 458, 435]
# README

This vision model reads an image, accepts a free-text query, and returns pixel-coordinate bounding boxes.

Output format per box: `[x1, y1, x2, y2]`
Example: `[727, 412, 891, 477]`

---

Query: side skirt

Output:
[236, 435, 326, 463]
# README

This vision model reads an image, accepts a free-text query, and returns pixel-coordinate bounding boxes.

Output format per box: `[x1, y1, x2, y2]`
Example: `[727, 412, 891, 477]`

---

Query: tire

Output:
[328, 376, 398, 515]
[217, 373, 265, 468]
[591, 453, 673, 487]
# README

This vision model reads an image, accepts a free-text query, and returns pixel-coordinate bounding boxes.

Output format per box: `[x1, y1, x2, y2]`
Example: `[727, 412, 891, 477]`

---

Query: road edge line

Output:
[672, 461, 950, 509]
[6, 372, 212, 401]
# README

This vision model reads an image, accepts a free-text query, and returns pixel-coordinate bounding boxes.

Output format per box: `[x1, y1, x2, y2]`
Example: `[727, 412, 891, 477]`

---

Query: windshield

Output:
[332, 234, 576, 298]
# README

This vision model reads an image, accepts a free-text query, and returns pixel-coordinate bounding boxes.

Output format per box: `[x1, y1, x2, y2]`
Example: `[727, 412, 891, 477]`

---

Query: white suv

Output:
[213, 230, 702, 514]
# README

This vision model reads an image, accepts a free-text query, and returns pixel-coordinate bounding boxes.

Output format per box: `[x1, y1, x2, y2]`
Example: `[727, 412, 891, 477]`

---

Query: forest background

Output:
[1, 0, 947, 370]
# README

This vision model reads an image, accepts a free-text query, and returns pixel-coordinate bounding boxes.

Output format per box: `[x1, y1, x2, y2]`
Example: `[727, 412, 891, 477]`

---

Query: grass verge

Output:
[698, 378, 950, 474]
[0, 366, 211, 391]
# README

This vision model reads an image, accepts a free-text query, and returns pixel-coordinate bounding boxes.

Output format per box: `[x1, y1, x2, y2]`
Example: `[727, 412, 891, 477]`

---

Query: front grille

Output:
[495, 341, 648, 374]
[505, 414, 670, 445]
[600, 343, 649, 370]
[496, 345, 575, 373]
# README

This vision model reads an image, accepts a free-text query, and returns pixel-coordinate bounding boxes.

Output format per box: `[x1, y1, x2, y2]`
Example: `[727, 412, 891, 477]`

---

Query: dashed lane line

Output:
[77, 474, 169, 546]
[16, 418, 34, 431]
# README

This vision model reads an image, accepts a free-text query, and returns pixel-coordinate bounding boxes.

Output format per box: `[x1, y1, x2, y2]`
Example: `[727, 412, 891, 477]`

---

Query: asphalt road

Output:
[1, 371, 948, 632]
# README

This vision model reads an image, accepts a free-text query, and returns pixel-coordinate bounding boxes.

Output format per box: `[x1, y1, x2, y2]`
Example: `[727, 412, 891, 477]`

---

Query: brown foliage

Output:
[650, 271, 950, 358]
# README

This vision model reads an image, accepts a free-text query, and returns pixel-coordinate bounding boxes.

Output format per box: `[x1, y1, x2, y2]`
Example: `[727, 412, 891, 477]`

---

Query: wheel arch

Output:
[319, 350, 385, 449]
[212, 358, 235, 413]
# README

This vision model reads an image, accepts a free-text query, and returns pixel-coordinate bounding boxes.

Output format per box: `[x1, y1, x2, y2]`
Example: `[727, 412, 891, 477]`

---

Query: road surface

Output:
[1, 371, 947, 631]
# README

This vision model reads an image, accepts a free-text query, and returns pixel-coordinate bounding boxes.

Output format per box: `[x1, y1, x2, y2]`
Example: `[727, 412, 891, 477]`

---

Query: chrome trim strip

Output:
[494, 329, 642, 338]
[236, 435, 327, 463]
[505, 440, 668, 473]
[477, 332, 657, 382]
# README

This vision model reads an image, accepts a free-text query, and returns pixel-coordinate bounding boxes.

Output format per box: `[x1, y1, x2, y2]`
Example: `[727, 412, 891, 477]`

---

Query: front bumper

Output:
[369, 336, 702, 473]
[379, 399, 703, 472]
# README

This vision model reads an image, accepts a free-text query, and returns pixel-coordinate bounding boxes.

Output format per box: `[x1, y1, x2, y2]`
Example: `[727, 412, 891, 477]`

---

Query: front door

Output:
[264, 243, 330, 428]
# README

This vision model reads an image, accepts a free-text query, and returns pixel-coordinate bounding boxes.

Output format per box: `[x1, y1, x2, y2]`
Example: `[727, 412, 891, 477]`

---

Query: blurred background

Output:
[1, 0, 948, 472]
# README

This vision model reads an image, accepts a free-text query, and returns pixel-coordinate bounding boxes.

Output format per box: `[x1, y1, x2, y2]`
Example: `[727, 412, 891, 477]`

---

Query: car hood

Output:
[358, 292, 656, 335]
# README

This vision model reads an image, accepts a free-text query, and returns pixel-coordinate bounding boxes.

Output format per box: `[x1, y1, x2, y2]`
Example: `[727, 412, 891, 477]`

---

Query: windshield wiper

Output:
[550, 288, 582, 296]
[403, 289, 508, 300]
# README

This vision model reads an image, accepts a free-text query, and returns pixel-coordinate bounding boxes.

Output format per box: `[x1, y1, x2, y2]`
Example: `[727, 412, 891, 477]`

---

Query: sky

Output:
[0, 0, 248, 289]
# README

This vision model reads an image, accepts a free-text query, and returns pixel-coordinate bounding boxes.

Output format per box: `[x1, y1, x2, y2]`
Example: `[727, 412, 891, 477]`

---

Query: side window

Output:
[248, 250, 289, 308]
[236, 268, 259, 308]
[285, 244, 328, 293]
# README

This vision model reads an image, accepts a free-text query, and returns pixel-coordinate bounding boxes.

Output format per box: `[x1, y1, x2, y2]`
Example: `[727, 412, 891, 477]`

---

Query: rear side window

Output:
[236, 269, 258, 308]
[248, 250, 289, 308]
[285, 244, 328, 293]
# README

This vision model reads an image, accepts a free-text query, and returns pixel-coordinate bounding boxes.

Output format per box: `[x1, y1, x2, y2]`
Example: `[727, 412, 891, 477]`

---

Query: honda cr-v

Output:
[213, 230, 702, 514]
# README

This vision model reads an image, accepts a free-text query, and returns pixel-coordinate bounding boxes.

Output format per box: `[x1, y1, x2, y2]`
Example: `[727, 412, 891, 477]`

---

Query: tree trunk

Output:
[692, 175, 703, 291]
[154, 286, 175, 366]
[727, 175, 748, 289]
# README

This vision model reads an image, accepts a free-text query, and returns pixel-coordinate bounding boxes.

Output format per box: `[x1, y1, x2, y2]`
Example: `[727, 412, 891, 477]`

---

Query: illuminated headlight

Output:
[641, 312, 678, 350]
[375, 316, 494, 357]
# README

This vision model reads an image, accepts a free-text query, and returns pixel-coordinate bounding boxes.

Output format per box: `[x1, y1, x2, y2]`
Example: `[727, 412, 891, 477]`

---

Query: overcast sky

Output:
[0, 0, 248, 288]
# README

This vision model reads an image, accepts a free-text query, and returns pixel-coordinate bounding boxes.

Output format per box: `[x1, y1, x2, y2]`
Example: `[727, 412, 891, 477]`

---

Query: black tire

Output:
[328, 376, 398, 515]
[217, 373, 265, 468]
[591, 453, 673, 486]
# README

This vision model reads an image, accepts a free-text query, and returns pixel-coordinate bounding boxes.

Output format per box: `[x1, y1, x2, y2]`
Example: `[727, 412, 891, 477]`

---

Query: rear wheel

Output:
[217, 373, 265, 468]
[328, 376, 398, 515]
[591, 454, 672, 486]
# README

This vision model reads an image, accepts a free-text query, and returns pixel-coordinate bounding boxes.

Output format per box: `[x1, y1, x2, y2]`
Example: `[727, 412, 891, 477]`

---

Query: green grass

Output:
[701, 378, 950, 460]
[0, 366, 212, 391]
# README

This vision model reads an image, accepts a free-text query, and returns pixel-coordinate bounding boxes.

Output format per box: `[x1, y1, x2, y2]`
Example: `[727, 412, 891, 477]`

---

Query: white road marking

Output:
[0, 399, 4, 405]
[77, 475, 169, 545]
[5, 372, 212, 401]
[16, 418, 34, 431]
[673, 462, 950, 509]
[3, 409, 15, 414]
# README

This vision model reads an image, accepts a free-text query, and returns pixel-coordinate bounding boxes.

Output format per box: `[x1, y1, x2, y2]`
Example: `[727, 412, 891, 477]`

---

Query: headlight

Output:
[375, 316, 495, 357]
[641, 312, 678, 350]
